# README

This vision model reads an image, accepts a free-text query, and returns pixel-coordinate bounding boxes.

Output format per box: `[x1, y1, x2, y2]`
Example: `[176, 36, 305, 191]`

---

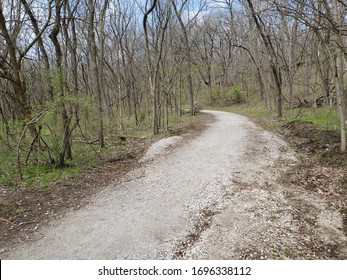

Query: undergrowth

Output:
[0, 112, 197, 189]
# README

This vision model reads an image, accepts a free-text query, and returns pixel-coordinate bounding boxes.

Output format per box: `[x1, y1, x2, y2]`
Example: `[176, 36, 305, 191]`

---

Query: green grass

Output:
[15, 207, 25, 215]
[270, 215, 279, 222]
[288, 107, 339, 130]
[283, 248, 294, 258]
[0, 144, 94, 189]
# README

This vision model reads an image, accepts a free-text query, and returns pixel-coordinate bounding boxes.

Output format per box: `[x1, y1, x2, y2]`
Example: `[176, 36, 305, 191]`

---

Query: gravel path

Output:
[2, 110, 347, 259]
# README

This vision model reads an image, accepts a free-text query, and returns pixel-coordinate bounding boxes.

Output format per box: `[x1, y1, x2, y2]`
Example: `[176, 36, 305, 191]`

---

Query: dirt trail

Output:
[1, 110, 346, 259]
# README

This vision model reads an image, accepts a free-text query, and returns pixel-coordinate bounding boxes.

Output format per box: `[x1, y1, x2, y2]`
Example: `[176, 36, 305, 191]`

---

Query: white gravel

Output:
[140, 136, 183, 162]
[2, 110, 346, 259]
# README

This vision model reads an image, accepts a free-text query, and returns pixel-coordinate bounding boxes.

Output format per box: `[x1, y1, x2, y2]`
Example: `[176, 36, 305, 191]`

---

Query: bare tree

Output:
[278, 0, 346, 150]
[245, 0, 283, 117]
[87, 0, 106, 148]
[172, 0, 206, 115]
[49, 0, 74, 166]
[143, 0, 171, 134]
[0, 0, 52, 129]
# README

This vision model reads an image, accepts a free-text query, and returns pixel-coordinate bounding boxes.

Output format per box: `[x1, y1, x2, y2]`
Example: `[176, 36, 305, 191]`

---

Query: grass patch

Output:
[15, 207, 25, 215]
[283, 248, 294, 258]
[0, 139, 100, 189]
[284, 107, 339, 131]
[270, 215, 279, 222]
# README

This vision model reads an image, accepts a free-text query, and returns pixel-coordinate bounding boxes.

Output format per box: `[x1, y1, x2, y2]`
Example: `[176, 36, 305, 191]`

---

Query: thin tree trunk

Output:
[88, 0, 105, 148]
[49, 0, 72, 166]
[172, 2, 194, 116]
[334, 52, 346, 152]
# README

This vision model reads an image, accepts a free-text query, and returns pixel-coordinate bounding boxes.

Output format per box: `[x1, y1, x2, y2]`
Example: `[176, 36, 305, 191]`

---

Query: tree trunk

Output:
[172, 2, 195, 116]
[49, 0, 72, 167]
[334, 52, 346, 152]
[88, 0, 105, 148]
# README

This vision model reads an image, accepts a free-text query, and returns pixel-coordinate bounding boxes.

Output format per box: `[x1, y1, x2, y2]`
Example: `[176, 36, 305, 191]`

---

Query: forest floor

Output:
[276, 119, 347, 243]
[1, 110, 347, 259]
[248, 113, 347, 240]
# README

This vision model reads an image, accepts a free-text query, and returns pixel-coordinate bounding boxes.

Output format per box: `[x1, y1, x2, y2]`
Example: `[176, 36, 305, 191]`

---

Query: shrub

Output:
[225, 86, 245, 105]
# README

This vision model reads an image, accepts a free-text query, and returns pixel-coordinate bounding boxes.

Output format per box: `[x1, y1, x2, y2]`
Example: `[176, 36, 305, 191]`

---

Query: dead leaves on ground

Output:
[287, 165, 345, 196]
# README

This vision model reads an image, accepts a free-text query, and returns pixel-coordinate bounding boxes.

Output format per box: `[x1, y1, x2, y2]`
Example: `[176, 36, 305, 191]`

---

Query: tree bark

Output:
[246, 0, 282, 117]
[49, 0, 72, 166]
[88, 0, 105, 148]
[334, 52, 346, 152]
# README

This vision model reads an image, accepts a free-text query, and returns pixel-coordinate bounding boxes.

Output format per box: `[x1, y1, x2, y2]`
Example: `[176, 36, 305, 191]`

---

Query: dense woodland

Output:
[0, 0, 347, 183]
